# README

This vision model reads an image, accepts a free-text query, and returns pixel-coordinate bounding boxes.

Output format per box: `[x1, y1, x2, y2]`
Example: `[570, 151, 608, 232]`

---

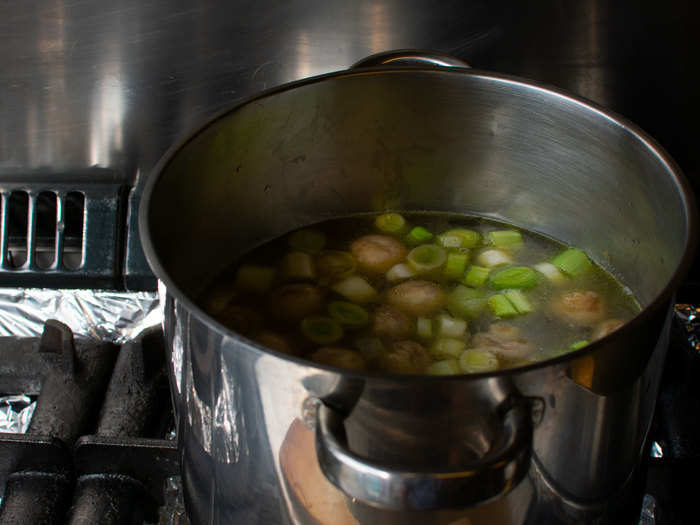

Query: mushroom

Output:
[550, 290, 606, 327]
[350, 234, 407, 275]
[386, 280, 446, 317]
[372, 305, 414, 340]
[267, 284, 323, 324]
[471, 323, 535, 361]
[377, 340, 431, 374]
[310, 347, 366, 370]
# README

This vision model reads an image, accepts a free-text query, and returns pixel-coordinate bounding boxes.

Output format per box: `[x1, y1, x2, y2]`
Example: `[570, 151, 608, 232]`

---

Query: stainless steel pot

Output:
[140, 51, 697, 524]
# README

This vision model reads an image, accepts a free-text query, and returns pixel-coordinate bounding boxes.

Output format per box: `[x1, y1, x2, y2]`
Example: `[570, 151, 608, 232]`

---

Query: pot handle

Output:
[351, 49, 470, 69]
[314, 397, 533, 510]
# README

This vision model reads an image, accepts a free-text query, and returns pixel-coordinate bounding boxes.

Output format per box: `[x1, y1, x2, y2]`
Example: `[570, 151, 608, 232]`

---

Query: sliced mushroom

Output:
[372, 305, 414, 340]
[350, 234, 407, 275]
[386, 280, 446, 317]
[267, 284, 323, 324]
[377, 340, 431, 374]
[471, 323, 535, 361]
[550, 290, 606, 327]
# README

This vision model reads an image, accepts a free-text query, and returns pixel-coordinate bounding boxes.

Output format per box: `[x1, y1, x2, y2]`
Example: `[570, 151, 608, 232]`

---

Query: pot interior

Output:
[145, 69, 692, 312]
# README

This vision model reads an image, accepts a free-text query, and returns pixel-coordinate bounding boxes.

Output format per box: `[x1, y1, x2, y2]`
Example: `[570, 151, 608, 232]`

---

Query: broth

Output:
[199, 212, 640, 374]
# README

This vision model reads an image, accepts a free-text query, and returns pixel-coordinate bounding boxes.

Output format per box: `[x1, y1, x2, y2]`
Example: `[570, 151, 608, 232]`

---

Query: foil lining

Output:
[0, 395, 35, 433]
[0, 288, 161, 343]
[157, 476, 190, 525]
[638, 493, 657, 525]
[674, 303, 700, 352]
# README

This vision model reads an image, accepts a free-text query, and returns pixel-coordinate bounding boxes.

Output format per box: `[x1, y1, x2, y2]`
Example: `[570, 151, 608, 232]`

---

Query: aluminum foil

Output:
[674, 303, 700, 352]
[0, 287, 161, 343]
[0, 394, 35, 433]
[156, 476, 190, 525]
[638, 494, 657, 525]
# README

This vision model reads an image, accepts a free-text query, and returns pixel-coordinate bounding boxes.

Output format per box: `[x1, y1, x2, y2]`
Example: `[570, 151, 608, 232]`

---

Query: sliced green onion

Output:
[435, 314, 467, 338]
[317, 251, 356, 281]
[504, 289, 533, 314]
[416, 317, 433, 340]
[301, 316, 343, 344]
[446, 285, 487, 319]
[475, 249, 513, 268]
[375, 213, 406, 234]
[234, 265, 276, 294]
[426, 359, 461, 375]
[443, 228, 481, 248]
[430, 338, 467, 359]
[462, 265, 491, 288]
[281, 251, 316, 281]
[488, 230, 523, 247]
[533, 262, 566, 285]
[570, 340, 590, 350]
[331, 275, 378, 303]
[459, 348, 500, 373]
[488, 294, 518, 318]
[436, 233, 463, 249]
[405, 226, 433, 245]
[386, 263, 416, 282]
[443, 252, 469, 280]
[288, 229, 326, 254]
[488, 266, 539, 290]
[551, 248, 592, 277]
[328, 301, 369, 327]
[407, 244, 447, 274]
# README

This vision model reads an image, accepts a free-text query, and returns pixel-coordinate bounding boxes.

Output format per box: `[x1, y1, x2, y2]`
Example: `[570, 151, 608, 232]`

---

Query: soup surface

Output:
[199, 213, 640, 375]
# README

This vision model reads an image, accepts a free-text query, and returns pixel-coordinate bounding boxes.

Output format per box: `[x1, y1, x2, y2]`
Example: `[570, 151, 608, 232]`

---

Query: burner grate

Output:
[0, 321, 182, 524]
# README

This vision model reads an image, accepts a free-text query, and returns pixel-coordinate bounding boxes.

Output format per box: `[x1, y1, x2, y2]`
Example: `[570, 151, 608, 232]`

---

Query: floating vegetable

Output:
[475, 249, 513, 268]
[407, 244, 447, 274]
[405, 226, 434, 245]
[426, 359, 461, 375]
[332, 275, 378, 304]
[488, 266, 539, 290]
[328, 301, 370, 328]
[459, 348, 500, 373]
[551, 248, 592, 277]
[351, 234, 407, 274]
[375, 213, 407, 234]
[301, 316, 344, 344]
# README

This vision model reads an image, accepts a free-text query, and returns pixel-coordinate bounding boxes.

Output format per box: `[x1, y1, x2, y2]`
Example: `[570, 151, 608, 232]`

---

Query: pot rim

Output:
[139, 62, 698, 382]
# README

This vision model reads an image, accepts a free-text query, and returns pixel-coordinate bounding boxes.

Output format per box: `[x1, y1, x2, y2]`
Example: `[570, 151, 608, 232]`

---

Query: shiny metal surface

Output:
[351, 50, 471, 69]
[0, 171, 125, 288]
[142, 58, 695, 524]
[1, 1, 697, 288]
[0, 287, 160, 342]
[316, 394, 532, 510]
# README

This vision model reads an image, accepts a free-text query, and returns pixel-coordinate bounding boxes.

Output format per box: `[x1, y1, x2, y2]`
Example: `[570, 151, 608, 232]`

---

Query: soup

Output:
[199, 212, 640, 375]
